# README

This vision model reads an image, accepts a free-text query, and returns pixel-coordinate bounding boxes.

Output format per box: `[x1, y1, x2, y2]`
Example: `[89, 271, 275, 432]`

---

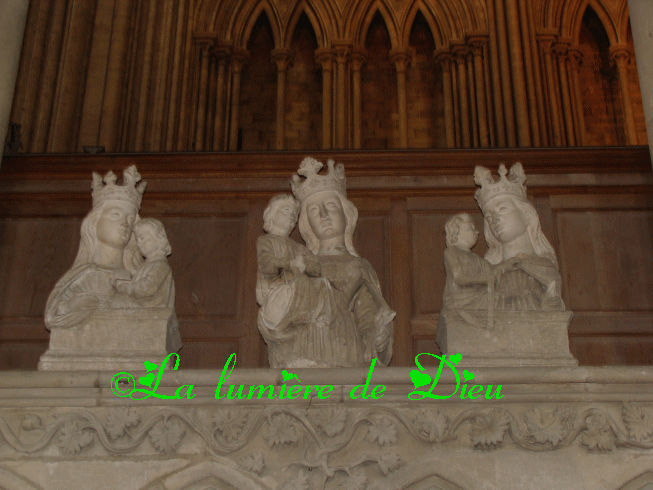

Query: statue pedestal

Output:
[437, 309, 578, 367]
[38, 308, 177, 371]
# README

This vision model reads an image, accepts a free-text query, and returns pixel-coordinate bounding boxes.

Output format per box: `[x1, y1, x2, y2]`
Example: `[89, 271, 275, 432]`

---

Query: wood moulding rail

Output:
[1, 147, 651, 180]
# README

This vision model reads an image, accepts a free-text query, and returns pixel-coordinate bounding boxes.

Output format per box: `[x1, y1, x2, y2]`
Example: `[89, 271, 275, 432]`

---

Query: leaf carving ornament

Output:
[313, 407, 347, 437]
[378, 451, 404, 475]
[282, 469, 309, 490]
[580, 414, 614, 451]
[239, 452, 265, 475]
[58, 420, 94, 455]
[212, 409, 248, 443]
[366, 416, 397, 446]
[148, 419, 186, 454]
[622, 403, 653, 442]
[263, 414, 298, 447]
[470, 409, 511, 448]
[105, 407, 140, 440]
[524, 407, 571, 446]
[413, 408, 449, 442]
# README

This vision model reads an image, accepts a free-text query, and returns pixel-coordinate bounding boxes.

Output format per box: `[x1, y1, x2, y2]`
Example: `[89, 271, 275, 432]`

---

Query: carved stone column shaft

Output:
[554, 43, 575, 146]
[315, 49, 335, 150]
[452, 44, 471, 148]
[567, 48, 586, 146]
[435, 50, 456, 148]
[469, 37, 490, 148]
[334, 44, 350, 149]
[539, 36, 563, 146]
[194, 40, 212, 151]
[229, 50, 248, 151]
[213, 47, 230, 151]
[391, 49, 411, 148]
[610, 46, 638, 145]
[272, 49, 293, 150]
[350, 49, 366, 149]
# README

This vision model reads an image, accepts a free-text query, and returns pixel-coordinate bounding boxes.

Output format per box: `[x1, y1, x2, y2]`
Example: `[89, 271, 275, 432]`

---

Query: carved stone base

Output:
[437, 309, 578, 367]
[38, 308, 177, 371]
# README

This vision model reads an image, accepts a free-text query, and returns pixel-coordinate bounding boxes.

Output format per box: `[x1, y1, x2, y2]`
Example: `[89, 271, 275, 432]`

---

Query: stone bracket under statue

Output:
[438, 309, 577, 367]
[38, 308, 177, 371]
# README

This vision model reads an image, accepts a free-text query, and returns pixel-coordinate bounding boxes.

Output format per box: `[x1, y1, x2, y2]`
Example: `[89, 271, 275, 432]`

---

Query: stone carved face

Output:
[483, 196, 528, 244]
[457, 218, 479, 249]
[304, 191, 347, 241]
[136, 227, 159, 257]
[96, 201, 137, 250]
[270, 201, 298, 236]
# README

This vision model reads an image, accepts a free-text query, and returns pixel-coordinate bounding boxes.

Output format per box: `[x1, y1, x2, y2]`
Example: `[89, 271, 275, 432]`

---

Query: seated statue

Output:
[40, 166, 181, 370]
[257, 157, 395, 368]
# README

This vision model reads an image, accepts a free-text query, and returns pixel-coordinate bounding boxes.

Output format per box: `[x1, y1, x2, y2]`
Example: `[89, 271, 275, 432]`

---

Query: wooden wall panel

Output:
[164, 216, 246, 317]
[0, 219, 80, 317]
[0, 148, 652, 369]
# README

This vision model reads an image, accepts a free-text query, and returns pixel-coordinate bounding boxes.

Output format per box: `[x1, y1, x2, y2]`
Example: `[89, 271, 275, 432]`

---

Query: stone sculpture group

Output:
[39, 158, 575, 371]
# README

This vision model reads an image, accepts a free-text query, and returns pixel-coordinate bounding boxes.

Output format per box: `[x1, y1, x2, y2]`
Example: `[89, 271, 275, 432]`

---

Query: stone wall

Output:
[0, 366, 651, 489]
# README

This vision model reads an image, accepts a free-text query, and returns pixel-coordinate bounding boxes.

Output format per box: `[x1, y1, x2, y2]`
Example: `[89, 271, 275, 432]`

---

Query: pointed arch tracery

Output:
[401, 2, 447, 47]
[229, 1, 283, 49]
[559, 0, 618, 45]
[283, 0, 335, 48]
[346, 0, 400, 49]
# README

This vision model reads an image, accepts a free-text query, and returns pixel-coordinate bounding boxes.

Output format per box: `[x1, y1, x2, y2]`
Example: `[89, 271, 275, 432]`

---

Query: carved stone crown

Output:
[91, 165, 147, 210]
[474, 162, 527, 209]
[291, 157, 347, 203]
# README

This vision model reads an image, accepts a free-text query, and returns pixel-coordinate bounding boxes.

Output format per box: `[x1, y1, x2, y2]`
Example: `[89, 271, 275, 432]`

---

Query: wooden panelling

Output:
[0, 150, 652, 369]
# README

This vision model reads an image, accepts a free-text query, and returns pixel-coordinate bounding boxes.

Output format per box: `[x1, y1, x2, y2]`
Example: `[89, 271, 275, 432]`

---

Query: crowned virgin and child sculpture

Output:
[438, 163, 577, 366]
[39, 166, 182, 371]
[256, 157, 395, 368]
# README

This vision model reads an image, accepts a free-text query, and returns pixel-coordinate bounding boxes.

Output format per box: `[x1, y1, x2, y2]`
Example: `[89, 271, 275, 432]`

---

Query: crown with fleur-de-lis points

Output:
[91, 165, 147, 209]
[474, 162, 527, 209]
[291, 157, 347, 203]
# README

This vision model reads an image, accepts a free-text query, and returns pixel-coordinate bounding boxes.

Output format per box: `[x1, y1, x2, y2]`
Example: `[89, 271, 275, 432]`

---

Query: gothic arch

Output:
[616, 0, 630, 44]
[561, 0, 618, 45]
[283, 0, 331, 48]
[346, 0, 400, 48]
[229, 0, 282, 49]
[140, 461, 273, 490]
[401, 1, 447, 47]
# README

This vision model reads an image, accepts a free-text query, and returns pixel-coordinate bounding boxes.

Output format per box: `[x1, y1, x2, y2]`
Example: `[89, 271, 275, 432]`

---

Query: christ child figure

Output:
[256, 194, 321, 332]
[112, 218, 175, 308]
[442, 213, 496, 310]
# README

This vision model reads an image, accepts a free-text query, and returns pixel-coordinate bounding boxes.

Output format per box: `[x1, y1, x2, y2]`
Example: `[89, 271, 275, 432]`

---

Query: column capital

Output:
[315, 48, 335, 71]
[350, 48, 367, 71]
[466, 33, 489, 56]
[213, 44, 232, 62]
[390, 48, 412, 72]
[230, 49, 249, 71]
[567, 48, 583, 69]
[433, 48, 453, 70]
[552, 40, 570, 58]
[537, 35, 557, 54]
[450, 42, 470, 64]
[609, 44, 632, 67]
[333, 43, 351, 64]
[194, 36, 215, 56]
[271, 48, 293, 72]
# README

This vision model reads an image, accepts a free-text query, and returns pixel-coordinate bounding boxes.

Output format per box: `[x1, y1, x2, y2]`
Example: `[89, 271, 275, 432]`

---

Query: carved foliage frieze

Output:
[1, 403, 652, 489]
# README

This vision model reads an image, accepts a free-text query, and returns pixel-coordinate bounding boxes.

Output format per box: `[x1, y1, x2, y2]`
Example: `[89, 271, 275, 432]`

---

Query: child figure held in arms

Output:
[256, 194, 321, 334]
[111, 218, 175, 308]
[443, 213, 496, 314]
